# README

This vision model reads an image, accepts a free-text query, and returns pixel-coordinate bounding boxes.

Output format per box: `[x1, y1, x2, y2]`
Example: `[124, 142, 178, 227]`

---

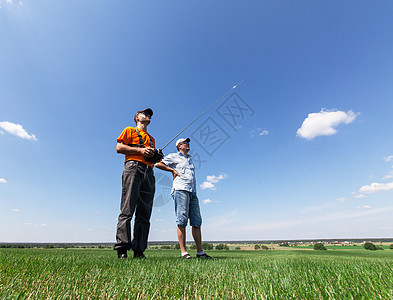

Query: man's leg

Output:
[177, 225, 187, 253]
[114, 161, 141, 253]
[173, 190, 190, 257]
[132, 166, 155, 256]
[192, 226, 203, 253]
[189, 192, 212, 258]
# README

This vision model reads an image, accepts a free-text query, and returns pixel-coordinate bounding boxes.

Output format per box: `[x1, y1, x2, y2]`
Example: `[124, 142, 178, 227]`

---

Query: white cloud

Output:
[0, 178, 7, 183]
[200, 181, 215, 190]
[357, 205, 372, 209]
[203, 199, 212, 204]
[206, 174, 228, 183]
[0, 131, 4, 135]
[384, 155, 393, 162]
[0, 121, 37, 141]
[297, 109, 357, 140]
[200, 174, 228, 190]
[11, 208, 20, 212]
[354, 194, 367, 199]
[259, 129, 269, 136]
[250, 128, 269, 138]
[1, 0, 23, 7]
[359, 182, 393, 194]
[24, 223, 32, 226]
[383, 171, 393, 180]
[336, 197, 347, 203]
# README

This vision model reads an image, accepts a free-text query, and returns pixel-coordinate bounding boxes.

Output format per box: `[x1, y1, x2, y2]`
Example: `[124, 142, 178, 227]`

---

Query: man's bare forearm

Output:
[116, 142, 155, 158]
[116, 142, 143, 155]
[156, 162, 180, 179]
[155, 162, 172, 172]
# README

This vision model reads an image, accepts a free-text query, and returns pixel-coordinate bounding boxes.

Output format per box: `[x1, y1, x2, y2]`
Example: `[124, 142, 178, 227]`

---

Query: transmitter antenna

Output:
[161, 80, 244, 150]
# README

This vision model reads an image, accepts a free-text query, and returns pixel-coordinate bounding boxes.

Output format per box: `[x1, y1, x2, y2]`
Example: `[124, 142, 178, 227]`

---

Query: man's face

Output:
[136, 112, 151, 124]
[178, 142, 190, 152]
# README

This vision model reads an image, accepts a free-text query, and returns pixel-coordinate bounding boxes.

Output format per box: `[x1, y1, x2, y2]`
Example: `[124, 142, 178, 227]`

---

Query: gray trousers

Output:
[114, 160, 155, 253]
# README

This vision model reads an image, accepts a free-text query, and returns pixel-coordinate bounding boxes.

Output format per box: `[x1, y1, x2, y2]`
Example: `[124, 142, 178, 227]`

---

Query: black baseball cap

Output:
[134, 108, 153, 123]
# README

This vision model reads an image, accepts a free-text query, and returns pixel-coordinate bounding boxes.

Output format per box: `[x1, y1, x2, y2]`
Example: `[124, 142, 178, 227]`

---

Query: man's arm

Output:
[155, 162, 180, 180]
[116, 142, 154, 157]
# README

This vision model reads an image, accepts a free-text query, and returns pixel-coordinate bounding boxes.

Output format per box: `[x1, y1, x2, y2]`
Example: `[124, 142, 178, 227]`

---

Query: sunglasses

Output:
[139, 112, 152, 118]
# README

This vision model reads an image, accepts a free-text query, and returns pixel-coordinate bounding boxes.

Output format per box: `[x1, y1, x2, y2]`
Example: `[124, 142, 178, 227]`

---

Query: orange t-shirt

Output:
[117, 127, 156, 168]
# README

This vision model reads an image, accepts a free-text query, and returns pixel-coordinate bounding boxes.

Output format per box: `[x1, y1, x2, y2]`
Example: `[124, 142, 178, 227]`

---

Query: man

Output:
[114, 108, 157, 259]
[156, 138, 212, 259]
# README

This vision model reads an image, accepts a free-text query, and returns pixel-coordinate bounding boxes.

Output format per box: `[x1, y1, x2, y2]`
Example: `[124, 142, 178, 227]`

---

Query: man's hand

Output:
[143, 148, 154, 158]
[155, 162, 181, 180]
[171, 169, 180, 180]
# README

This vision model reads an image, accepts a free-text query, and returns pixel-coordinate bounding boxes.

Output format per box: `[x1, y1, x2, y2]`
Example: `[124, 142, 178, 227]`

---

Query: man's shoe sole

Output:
[196, 254, 213, 259]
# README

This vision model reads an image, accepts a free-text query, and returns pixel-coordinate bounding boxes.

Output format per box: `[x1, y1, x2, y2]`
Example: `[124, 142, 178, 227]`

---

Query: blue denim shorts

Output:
[173, 190, 202, 227]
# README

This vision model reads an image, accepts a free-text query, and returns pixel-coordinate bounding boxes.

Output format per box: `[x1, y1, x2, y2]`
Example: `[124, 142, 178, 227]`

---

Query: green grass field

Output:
[1, 248, 392, 299]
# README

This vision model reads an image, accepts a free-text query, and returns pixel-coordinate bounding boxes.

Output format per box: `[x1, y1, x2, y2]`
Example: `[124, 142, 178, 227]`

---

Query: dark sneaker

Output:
[133, 251, 146, 259]
[196, 253, 213, 259]
[181, 253, 192, 259]
[117, 249, 127, 259]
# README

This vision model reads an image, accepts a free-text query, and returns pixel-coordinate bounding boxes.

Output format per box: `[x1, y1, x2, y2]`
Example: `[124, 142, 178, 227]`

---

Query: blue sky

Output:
[1, 0, 393, 242]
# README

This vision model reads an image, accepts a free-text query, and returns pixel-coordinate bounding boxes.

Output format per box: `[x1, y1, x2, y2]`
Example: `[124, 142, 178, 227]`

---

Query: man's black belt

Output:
[125, 160, 153, 171]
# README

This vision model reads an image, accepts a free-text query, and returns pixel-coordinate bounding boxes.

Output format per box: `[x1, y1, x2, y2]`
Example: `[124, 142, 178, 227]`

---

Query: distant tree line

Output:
[0, 244, 33, 248]
[215, 243, 229, 250]
[254, 244, 269, 250]
[2, 242, 392, 251]
[0, 244, 111, 249]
